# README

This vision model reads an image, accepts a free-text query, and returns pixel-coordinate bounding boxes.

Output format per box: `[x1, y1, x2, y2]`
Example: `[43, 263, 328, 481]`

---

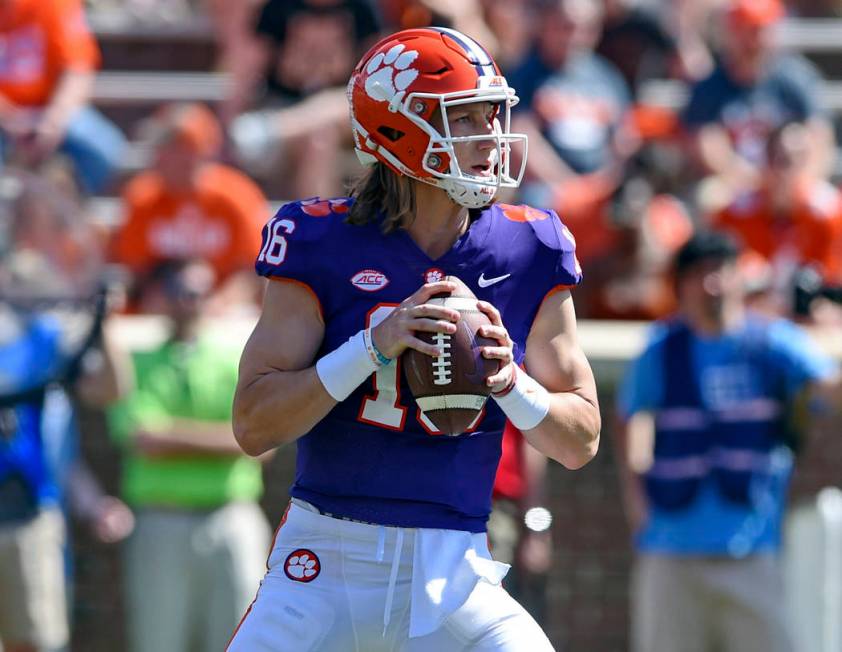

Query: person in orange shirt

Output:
[712, 120, 842, 307]
[110, 103, 269, 313]
[0, 0, 126, 193]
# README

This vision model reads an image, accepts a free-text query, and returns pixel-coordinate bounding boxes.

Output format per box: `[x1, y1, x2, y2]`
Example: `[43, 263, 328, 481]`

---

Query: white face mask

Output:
[431, 130, 506, 209]
[419, 94, 527, 208]
[351, 85, 529, 209]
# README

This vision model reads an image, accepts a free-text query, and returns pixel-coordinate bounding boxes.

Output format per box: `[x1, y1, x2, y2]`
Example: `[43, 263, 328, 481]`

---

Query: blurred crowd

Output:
[1, 0, 842, 650]
[1, 0, 840, 325]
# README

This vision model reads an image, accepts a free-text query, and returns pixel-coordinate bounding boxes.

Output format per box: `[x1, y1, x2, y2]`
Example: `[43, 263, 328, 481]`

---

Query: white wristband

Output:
[315, 330, 379, 402]
[492, 368, 550, 431]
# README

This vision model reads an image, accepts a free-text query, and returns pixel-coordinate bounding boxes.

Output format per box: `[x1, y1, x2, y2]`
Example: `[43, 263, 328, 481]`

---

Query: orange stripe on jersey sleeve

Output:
[541, 283, 575, 306]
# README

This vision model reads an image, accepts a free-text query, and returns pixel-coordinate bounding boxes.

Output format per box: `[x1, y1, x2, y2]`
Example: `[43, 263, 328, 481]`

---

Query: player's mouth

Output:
[471, 163, 493, 177]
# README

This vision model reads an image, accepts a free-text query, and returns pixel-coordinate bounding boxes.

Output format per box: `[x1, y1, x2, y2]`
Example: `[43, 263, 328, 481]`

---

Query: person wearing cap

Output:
[0, 0, 126, 194]
[109, 102, 269, 314]
[616, 231, 842, 652]
[681, 0, 835, 212]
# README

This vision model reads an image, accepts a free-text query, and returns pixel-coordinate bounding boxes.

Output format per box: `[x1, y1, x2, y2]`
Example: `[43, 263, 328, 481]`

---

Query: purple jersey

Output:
[255, 197, 581, 532]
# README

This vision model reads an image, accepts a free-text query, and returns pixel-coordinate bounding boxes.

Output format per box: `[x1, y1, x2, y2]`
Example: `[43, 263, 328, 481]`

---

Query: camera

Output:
[792, 265, 842, 316]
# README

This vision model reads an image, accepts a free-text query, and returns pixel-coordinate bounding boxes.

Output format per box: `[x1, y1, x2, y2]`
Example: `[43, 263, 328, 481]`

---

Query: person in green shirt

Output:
[108, 258, 270, 652]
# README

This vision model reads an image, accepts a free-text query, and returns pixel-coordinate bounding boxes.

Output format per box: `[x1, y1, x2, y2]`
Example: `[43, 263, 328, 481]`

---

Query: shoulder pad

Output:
[494, 203, 581, 285]
[255, 197, 354, 282]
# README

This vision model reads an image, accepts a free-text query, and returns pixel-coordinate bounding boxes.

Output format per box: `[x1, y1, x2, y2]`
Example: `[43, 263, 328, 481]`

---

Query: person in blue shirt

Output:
[616, 231, 842, 652]
[0, 255, 130, 652]
[508, 0, 631, 180]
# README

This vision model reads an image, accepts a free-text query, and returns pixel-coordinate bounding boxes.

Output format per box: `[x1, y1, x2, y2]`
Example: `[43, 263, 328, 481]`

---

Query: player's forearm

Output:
[233, 366, 337, 456]
[142, 419, 245, 455]
[41, 70, 94, 134]
[696, 126, 757, 183]
[524, 391, 601, 470]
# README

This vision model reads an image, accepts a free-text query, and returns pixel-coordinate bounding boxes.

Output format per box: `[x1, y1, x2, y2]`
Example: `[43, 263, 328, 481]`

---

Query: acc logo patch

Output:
[300, 198, 351, 217]
[499, 204, 549, 223]
[351, 269, 390, 292]
[424, 268, 446, 283]
[284, 549, 321, 583]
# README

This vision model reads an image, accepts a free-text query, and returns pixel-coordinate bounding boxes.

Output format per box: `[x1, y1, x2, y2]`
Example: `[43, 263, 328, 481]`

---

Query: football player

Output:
[228, 27, 601, 651]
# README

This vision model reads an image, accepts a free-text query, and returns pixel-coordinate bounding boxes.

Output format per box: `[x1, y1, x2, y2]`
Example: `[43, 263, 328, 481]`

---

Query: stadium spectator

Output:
[8, 166, 105, 292]
[574, 137, 695, 321]
[225, 0, 381, 198]
[596, 0, 711, 99]
[0, 221, 131, 652]
[576, 185, 694, 320]
[681, 0, 835, 213]
[107, 258, 271, 652]
[711, 120, 842, 309]
[0, 0, 126, 194]
[488, 421, 553, 626]
[616, 231, 842, 652]
[204, 0, 264, 73]
[508, 0, 636, 267]
[477, 0, 532, 72]
[375, 0, 501, 61]
[109, 103, 268, 314]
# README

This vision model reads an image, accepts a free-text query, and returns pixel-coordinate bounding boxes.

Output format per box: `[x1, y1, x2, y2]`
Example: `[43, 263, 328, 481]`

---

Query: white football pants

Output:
[227, 500, 554, 651]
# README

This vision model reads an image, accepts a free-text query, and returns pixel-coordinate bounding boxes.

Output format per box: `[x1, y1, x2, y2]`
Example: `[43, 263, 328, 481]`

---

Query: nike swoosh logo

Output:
[477, 272, 511, 288]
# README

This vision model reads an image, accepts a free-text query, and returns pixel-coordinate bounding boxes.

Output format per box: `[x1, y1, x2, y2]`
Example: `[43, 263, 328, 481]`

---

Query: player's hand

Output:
[90, 496, 135, 544]
[476, 300, 515, 392]
[371, 280, 460, 359]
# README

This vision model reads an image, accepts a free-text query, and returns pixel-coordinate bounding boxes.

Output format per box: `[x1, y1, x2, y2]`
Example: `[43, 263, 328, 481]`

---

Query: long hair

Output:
[346, 162, 416, 233]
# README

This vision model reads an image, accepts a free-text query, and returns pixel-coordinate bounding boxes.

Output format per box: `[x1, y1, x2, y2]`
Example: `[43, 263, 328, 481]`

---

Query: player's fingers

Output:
[476, 300, 503, 326]
[404, 334, 445, 357]
[408, 317, 457, 334]
[412, 304, 460, 322]
[478, 324, 512, 347]
[481, 345, 513, 364]
[413, 280, 456, 303]
[486, 363, 516, 388]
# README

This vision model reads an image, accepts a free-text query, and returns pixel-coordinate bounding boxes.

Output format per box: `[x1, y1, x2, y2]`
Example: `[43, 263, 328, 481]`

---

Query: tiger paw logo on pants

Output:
[284, 549, 321, 582]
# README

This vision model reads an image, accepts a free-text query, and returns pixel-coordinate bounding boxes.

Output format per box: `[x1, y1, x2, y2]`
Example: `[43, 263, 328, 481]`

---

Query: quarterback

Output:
[228, 27, 601, 651]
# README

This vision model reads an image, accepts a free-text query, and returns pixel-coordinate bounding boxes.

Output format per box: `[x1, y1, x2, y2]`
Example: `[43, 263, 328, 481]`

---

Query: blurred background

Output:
[1, 0, 842, 650]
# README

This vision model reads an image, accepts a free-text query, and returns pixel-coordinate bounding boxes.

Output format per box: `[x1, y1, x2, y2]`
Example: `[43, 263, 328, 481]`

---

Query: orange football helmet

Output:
[347, 27, 528, 209]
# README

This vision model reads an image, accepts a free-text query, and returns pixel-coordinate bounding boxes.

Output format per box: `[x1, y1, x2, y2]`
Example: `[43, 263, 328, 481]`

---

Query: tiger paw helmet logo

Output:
[284, 549, 321, 583]
[364, 44, 419, 105]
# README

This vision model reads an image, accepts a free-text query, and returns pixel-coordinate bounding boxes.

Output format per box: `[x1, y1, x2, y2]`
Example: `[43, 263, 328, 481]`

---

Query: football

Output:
[402, 276, 500, 435]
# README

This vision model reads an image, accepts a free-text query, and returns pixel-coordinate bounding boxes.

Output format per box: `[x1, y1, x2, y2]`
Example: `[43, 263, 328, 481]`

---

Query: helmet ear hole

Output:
[377, 126, 405, 142]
